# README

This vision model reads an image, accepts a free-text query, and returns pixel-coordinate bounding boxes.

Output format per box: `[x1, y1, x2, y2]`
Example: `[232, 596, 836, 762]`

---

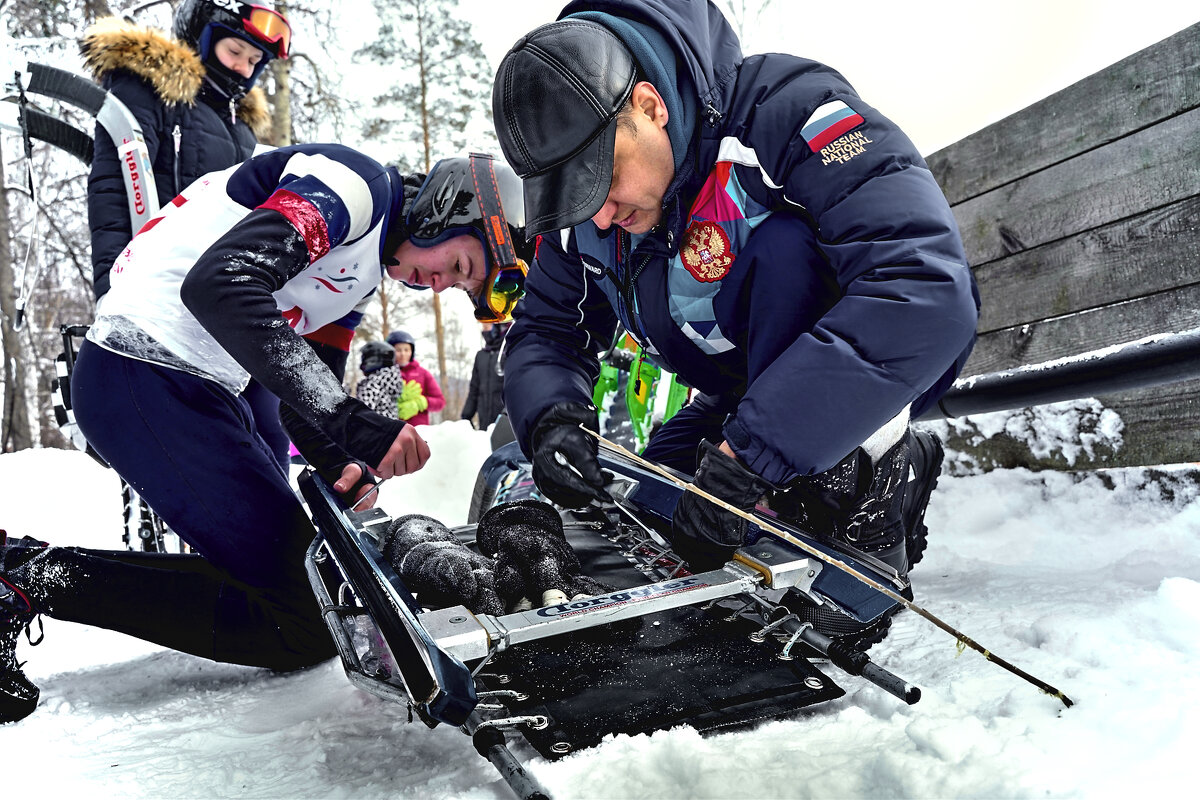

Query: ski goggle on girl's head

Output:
[244, 5, 291, 58]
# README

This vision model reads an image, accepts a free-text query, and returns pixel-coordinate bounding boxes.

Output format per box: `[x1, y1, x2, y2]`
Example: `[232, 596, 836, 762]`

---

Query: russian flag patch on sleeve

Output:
[801, 100, 866, 152]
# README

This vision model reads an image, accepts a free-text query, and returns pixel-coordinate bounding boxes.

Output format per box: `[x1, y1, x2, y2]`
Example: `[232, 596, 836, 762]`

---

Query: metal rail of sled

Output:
[300, 453, 921, 798]
[303, 473, 551, 799]
[301, 471, 478, 724]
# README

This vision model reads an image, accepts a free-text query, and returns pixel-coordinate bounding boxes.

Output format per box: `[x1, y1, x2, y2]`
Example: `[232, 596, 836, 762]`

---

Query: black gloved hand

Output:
[529, 402, 608, 508]
[476, 500, 611, 611]
[381, 514, 504, 615]
[671, 440, 769, 572]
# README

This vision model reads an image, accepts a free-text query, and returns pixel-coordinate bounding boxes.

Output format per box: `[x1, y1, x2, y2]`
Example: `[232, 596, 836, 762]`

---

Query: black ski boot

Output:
[772, 429, 944, 647]
[1, 532, 49, 724]
[901, 428, 945, 570]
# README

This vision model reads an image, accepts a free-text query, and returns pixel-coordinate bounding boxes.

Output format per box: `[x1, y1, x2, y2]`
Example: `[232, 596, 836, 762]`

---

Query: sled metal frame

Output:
[302, 476, 550, 799]
[419, 537, 818, 662]
[300, 452, 922, 799]
[302, 476, 477, 725]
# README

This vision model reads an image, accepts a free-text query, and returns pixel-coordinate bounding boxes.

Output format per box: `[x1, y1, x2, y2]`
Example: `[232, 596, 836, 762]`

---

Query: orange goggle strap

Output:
[468, 153, 525, 322]
[245, 5, 291, 58]
[468, 153, 517, 269]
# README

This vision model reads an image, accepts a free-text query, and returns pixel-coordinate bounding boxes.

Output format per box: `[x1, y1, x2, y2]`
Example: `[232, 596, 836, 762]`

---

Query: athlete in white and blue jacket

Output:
[7, 147, 529, 687]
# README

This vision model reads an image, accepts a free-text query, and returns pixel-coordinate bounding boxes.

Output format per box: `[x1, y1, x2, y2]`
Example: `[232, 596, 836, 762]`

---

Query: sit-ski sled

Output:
[300, 439, 922, 800]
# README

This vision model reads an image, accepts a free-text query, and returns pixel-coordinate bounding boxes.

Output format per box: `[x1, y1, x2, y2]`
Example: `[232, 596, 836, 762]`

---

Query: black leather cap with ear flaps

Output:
[492, 19, 637, 237]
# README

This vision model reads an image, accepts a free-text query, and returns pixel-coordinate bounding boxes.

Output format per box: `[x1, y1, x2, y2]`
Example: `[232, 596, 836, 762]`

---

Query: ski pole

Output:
[581, 426, 1075, 709]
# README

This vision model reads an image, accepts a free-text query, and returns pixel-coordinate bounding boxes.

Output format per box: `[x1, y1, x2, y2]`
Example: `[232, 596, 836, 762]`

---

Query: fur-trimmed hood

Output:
[80, 16, 271, 138]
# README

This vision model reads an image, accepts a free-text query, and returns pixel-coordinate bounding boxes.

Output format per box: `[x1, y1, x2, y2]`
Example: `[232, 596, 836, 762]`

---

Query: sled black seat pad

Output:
[475, 524, 844, 760]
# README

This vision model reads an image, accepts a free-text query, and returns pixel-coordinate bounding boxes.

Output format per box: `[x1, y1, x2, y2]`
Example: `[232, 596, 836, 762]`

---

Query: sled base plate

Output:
[475, 526, 844, 760]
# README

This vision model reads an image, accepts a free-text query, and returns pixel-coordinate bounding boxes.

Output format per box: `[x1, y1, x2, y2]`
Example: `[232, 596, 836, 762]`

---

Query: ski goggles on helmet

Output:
[474, 259, 528, 323]
[468, 154, 528, 322]
[244, 5, 291, 58]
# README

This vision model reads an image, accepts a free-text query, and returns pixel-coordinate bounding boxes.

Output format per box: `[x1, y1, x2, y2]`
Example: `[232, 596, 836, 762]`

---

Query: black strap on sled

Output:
[19, 105, 94, 165]
[24, 61, 160, 230]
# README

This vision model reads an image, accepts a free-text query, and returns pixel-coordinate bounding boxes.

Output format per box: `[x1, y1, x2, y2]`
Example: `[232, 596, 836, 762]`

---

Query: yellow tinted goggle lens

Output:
[487, 271, 524, 313]
[247, 7, 291, 56]
[475, 260, 527, 322]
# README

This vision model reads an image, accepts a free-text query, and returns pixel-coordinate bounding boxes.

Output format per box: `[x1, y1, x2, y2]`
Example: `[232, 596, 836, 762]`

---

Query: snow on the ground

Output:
[2, 418, 1199, 799]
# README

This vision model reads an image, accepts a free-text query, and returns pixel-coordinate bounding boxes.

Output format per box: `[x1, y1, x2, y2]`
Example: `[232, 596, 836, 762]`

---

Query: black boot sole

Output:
[904, 430, 944, 569]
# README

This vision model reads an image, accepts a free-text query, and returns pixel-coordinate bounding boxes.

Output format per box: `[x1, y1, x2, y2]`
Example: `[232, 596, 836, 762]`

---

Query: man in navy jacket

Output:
[492, 0, 980, 628]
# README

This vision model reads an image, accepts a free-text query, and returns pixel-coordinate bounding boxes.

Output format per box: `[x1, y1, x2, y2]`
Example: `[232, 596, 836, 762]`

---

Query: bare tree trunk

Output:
[269, 1, 293, 146]
[378, 281, 391, 339]
[414, 0, 448, 393]
[0, 157, 35, 452]
[431, 294, 446, 388]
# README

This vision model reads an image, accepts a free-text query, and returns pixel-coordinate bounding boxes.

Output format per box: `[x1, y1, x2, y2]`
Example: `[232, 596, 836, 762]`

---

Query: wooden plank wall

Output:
[924, 22, 1200, 469]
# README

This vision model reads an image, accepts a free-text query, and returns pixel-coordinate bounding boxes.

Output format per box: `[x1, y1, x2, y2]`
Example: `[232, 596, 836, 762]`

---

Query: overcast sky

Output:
[458, 0, 1200, 155]
[417, 0, 1200, 362]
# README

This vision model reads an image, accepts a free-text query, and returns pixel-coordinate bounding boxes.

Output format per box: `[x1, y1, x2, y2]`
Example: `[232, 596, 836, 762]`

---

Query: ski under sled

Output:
[300, 441, 921, 799]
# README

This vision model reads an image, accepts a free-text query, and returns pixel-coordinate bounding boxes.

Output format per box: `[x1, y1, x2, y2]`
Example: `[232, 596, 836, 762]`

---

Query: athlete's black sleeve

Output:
[180, 208, 405, 471]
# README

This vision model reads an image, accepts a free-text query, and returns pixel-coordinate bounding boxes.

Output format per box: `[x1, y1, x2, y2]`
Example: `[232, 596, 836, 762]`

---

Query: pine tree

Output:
[355, 0, 497, 403]
[356, 0, 496, 173]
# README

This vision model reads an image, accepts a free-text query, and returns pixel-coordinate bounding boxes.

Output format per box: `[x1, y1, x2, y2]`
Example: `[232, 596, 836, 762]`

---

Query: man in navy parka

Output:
[493, 0, 980, 633]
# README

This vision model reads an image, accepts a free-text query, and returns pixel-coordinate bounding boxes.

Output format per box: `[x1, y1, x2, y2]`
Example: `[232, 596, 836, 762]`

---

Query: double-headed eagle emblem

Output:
[681, 220, 734, 282]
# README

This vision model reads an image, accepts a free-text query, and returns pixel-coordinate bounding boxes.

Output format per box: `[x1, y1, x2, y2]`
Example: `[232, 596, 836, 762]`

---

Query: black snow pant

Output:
[64, 341, 334, 669]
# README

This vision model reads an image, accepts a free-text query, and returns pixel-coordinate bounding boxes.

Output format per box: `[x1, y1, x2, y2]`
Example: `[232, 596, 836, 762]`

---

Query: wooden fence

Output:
[924, 22, 1200, 469]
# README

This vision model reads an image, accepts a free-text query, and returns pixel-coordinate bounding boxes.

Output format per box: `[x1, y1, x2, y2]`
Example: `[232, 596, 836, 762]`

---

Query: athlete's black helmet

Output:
[407, 153, 534, 323]
[359, 341, 394, 375]
[174, 0, 292, 97]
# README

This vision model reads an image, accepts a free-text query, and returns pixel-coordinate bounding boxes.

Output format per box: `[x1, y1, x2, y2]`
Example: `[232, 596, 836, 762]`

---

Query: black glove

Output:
[529, 402, 608, 508]
[476, 500, 611, 611]
[671, 440, 769, 572]
[381, 514, 504, 615]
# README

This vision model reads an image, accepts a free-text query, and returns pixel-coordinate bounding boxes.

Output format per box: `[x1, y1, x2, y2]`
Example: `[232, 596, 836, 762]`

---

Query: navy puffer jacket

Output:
[502, 0, 980, 484]
[81, 17, 270, 301]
